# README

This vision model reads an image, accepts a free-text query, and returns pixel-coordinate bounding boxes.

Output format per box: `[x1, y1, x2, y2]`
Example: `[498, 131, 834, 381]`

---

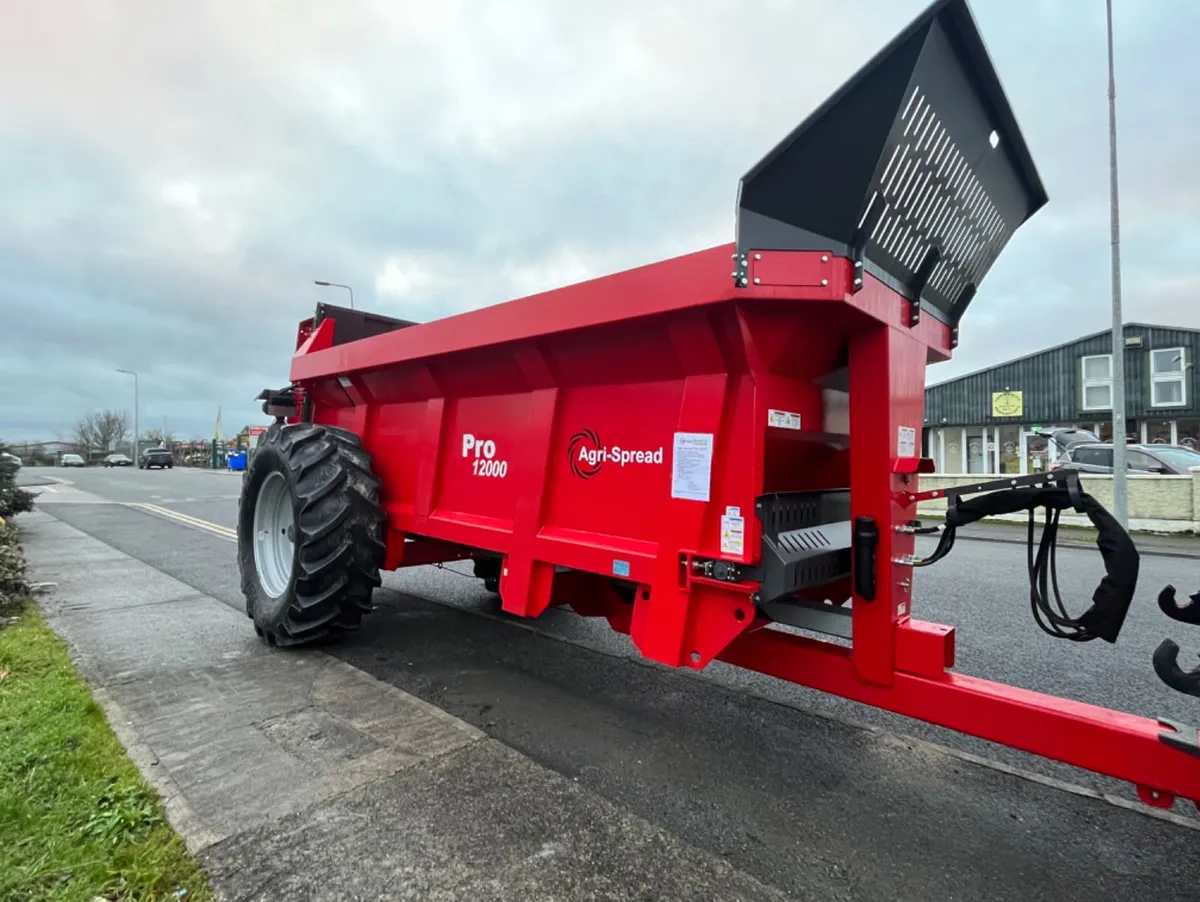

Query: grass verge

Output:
[0, 596, 213, 902]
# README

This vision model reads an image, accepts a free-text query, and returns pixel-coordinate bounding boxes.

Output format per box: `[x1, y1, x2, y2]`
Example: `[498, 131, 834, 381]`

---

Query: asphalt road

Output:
[17, 464, 1200, 899]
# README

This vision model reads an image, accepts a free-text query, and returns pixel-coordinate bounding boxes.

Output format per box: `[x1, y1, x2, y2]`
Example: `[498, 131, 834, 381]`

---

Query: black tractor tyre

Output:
[237, 421, 386, 648]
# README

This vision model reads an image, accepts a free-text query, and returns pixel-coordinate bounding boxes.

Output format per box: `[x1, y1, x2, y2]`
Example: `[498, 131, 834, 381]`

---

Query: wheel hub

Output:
[252, 470, 296, 598]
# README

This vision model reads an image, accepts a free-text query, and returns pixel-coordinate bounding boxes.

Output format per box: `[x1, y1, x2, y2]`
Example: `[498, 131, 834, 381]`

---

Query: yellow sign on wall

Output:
[991, 390, 1024, 418]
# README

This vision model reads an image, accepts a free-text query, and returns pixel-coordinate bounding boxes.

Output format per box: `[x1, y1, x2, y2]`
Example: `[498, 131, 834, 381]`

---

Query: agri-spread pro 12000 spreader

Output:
[237, 0, 1200, 812]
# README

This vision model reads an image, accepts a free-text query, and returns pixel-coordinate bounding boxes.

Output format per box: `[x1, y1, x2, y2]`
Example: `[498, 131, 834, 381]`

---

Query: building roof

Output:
[926, 322, 1200, 390]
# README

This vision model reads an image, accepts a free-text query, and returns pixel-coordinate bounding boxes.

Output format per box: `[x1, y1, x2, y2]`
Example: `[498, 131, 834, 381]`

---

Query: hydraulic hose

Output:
[912, 484, 1139, 644]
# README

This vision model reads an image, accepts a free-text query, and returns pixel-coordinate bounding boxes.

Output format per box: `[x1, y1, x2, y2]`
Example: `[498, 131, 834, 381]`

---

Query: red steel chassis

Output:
[286, 244, 1200, 812]
[267, 0, 1200, 811]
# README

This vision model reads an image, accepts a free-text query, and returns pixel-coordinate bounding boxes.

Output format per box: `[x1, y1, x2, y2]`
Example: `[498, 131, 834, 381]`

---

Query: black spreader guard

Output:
[753, 491, 852, 604]
[734, 0, 1047, 339]
[311, 302, 418, 348]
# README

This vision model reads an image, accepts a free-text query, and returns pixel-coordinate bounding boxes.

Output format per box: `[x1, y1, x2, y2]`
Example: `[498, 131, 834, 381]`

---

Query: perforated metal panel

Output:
[757, 490, 851, 542]
[754, 491, 852, 603]
[778, 523, 837, 555]
[862, 83, 1011, 315]
[735, 0, 1047, 330]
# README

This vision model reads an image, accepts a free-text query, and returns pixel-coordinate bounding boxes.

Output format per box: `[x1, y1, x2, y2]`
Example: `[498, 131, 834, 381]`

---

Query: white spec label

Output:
[670, 432, 714, 502]
[462, 432, 509, 478]
[767, 408, 802, 430]
[720, 506, 745, 556]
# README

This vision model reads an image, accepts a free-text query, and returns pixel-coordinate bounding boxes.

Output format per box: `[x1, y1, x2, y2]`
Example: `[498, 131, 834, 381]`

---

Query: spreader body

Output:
[241, 0, 1200, 812]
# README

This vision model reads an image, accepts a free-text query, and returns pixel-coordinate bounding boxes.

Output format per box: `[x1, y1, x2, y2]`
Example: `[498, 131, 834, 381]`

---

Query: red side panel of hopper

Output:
[291, 245, 949, 660]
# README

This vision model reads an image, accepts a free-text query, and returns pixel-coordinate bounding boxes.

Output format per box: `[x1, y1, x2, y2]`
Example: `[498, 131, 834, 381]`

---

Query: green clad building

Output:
[923, 323, 1200, 475]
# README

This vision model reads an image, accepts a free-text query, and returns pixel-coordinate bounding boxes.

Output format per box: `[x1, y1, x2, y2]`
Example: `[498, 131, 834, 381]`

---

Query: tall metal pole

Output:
[314, 280, 354, 310]
[1106, 0, 1128, 527]
[117, 368, 139, 459]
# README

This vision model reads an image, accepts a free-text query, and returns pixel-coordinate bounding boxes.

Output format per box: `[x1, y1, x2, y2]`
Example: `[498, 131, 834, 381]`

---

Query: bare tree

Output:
[142, 426, 177, 447]
[72, 420, 91, 455]
[74, 409, 132, 456]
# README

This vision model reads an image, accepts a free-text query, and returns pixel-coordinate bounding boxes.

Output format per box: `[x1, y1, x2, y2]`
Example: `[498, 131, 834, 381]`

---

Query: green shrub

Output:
[0, 439, 35, 520]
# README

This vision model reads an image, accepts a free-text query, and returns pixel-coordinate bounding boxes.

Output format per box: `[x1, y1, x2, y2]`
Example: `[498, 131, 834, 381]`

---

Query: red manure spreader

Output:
[238, 0, 1200, 811]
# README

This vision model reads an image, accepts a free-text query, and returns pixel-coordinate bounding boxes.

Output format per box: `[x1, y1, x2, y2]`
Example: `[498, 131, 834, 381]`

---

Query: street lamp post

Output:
[314, 280, 354, 310]
[1106, 0, 1128, 528]
[117, 368, 139, 459]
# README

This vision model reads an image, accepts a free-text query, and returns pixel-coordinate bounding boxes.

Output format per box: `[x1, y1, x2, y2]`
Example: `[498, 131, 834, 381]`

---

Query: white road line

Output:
[123, 502, 236, 541]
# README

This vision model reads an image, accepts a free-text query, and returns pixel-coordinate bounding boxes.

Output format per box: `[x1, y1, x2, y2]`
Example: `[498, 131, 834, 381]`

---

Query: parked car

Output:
[1036, 427, 1102, 453]
[60, 453, 85, 467]
[138, 447, 174, 470]
[1051, 442, 1200, 475]
[103, 453, 133, 467]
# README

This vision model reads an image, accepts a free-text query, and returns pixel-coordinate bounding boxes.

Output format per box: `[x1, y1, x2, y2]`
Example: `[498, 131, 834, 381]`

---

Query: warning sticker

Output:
[767, 409, 802, 430]
[897, 425, 916, 458]
[720, 506, 745, 556]
[670, 432, 713, 502]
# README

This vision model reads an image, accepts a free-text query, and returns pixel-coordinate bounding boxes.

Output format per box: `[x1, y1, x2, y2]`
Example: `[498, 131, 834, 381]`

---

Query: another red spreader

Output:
[237, 0, 1200, 812]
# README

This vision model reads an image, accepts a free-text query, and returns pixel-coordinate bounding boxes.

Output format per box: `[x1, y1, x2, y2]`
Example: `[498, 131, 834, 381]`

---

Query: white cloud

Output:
[375, 254, 440, 301]
[0, 0, 1197, 439]
[161, 181, 205, 216]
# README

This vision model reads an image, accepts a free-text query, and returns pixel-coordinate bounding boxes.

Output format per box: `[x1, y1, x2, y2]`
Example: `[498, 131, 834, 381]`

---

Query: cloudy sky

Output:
[1, 0, 1196, 443]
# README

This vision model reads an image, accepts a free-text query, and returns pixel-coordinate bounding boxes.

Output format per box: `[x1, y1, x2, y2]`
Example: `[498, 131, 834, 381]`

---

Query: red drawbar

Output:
[719, 626, 1200, 810]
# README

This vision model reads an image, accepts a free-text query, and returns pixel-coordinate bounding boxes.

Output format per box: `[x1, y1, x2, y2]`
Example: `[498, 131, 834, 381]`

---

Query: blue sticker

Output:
[612, 559, 631, 578]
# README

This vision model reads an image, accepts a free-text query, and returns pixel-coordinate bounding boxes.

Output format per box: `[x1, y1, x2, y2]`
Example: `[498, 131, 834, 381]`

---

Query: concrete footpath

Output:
[19, 510, 789, 901]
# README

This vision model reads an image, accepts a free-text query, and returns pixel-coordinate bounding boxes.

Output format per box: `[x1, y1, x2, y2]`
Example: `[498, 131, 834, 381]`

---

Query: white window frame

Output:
[1150, 346, 1187, 408]
[1080, 353, 1113, 411]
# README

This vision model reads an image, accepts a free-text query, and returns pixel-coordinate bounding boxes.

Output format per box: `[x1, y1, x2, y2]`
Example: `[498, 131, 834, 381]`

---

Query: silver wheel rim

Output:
[253, 471, 295, 598]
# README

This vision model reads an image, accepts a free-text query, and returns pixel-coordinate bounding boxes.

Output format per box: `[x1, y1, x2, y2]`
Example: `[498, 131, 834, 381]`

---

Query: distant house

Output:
[923, 322, 1200, 475]
[234, 425, 269, 449]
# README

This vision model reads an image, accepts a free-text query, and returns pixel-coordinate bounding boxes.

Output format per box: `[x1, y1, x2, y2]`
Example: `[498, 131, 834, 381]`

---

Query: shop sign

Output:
[991, 391, 1024, 418]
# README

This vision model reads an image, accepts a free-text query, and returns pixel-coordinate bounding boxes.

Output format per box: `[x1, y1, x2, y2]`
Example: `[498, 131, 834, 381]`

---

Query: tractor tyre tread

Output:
[237, 421, 386, 648]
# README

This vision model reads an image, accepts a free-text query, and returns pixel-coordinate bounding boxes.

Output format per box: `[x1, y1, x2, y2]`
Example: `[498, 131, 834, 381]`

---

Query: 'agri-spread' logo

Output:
[568, 429, 664, 480]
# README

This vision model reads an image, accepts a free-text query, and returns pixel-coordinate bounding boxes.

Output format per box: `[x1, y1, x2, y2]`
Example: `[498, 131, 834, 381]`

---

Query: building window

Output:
[1178, 418, 1200, 450]
[1150, 347, 1187, 408]
[1146, 419, 1174, 444]
[966, 432, 986, 474]
[1080, 354, 1113, 410]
